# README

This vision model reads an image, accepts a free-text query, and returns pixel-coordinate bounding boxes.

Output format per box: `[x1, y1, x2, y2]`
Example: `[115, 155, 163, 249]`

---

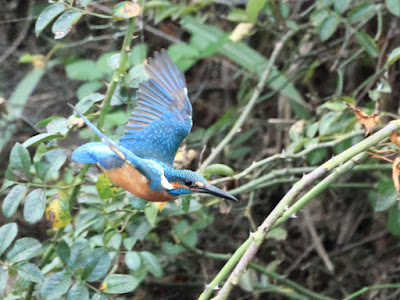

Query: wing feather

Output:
[119, 49, 192, 165]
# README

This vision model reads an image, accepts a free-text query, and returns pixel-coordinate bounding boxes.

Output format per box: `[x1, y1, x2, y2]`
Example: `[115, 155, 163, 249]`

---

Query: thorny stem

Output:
[97, 17, 136, 129]
[199, 120, 400, 300]
[185, 243, 334, 300]
[198, 28, 299, 171]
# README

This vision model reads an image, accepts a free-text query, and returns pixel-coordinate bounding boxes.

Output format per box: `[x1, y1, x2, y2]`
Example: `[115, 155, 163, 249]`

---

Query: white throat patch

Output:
[160, 170, 174, 190]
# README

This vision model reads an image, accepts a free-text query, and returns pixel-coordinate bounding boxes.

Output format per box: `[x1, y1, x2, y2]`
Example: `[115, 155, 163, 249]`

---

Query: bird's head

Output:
[164, 169, 237, 201]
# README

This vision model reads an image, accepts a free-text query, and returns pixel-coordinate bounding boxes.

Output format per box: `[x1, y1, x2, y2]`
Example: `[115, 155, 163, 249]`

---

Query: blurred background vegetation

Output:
[1, 0, 400, 299]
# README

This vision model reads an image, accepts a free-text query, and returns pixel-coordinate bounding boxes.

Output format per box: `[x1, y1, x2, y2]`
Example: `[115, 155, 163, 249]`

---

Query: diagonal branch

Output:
[198, 28, 299, 171]
[199, 119, 400, 300]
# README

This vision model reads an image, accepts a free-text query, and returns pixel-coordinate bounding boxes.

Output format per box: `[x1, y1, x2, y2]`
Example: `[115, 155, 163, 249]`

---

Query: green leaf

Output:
[310, 9, 329, 27]
[202, 164, 234, 177]
[0, 179, 15, 193]
[96, 52, 119, 75]
[245, 0, 267, 23]
[130, 43, 147, 65]
[36, 116, 64, 127]
[82, 249, 111, 282]
[386, 0, 400, 16]
[334, 0, 352, 13]
[128, 64, 148, 88]
[74, 93, 104, 114]
[140, 251, 163, 277]
[6, 237, 42, 263]
[319, 14, 340, 42]
[388, 203, 400, 235]
[144, 204, 159, 227]
[36, 149, 67, 182]
[23, 188, 46, 224]
[46, 117, 70, 135]
[0, 267, 8, 294]
[0, 223, 18, 256]
[79, 0, 92, 7]
[280, 1, 290, 18]
[168, 43, 200, 71]
[113, 1, 141, 18]
[67, 240, 91, 270]
[123, 236, 138, 251]
[127, 215, 153, 240]
[355, 31, 379, 58]
[372, 178, 397, 212]
[174, 220, 197, 247]
[66, 282, 89, 300]
[227, 8, 249, 23]
[386, 47, 400, 66]
[107, 233, 122, 251]
[162, 241, 184, 255]
[307, 148, 328, 165]
[266, 227, 287, 240]
[8, 69, 45, 120]
[7, 143, 31, 181]
[17, 262, 44, 283]
[52, 10, 83, 39]
[2, 185, 27, 218]
[66, 60, 103, 81]
[106, 53, 120, 70]
[77, 81, 103, 100]
[128, 196, 147, 210]
[125, 251, 141, 270]
[91, 294, 108, 300]
[57, 240, 71, 264]
[35, 3, 66, 36]
[319, 111, 338, 135]
[348, 3, 375, 24]
[22, 133, 64, 148]
[40, 270, 72, 300]
[102, 274, 138, 294]
[96, 173, 119, 199]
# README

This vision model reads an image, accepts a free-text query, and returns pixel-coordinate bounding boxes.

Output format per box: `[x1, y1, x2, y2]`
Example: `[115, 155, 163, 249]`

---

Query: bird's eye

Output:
[184, 180, 193, 187]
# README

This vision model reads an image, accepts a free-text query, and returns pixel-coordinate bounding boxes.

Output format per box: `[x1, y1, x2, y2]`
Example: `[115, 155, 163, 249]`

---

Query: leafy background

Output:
[1, 0, 400, 299]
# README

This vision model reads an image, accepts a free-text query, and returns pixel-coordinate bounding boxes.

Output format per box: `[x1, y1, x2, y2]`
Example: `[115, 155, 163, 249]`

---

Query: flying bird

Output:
[70, 49, 237, 202]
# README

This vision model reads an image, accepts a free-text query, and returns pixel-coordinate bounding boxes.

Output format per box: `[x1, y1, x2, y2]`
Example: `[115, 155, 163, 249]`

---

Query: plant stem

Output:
[68, 17, 136, 209]
[97, 17, 136, 130]
[343, 284, 400, 300]
[185, 243, 334, 300]
[202, 120, 400, 300]
[199, 28, 299, 171]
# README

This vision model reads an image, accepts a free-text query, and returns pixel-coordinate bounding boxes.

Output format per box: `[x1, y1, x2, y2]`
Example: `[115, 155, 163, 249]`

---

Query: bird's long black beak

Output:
[195, 183, 238, 202]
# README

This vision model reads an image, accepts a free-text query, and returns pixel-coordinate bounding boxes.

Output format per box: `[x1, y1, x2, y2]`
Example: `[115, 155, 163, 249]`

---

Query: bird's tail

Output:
[69, 104, 128, 163]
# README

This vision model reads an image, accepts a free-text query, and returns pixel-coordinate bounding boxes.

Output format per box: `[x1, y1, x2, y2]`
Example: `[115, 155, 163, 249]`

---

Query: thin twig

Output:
[0, 0, 34, 64]
[211, 130, 365, 185]
[198, 28, 299, 171]
[303, 208, 335, 273]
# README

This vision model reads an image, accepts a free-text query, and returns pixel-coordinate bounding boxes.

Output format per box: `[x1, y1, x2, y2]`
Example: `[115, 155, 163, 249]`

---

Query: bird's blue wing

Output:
[119, 49, 193, 165]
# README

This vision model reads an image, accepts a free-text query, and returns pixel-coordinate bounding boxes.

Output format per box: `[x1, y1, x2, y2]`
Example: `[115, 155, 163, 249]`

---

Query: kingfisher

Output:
[70, 49, 237, 202]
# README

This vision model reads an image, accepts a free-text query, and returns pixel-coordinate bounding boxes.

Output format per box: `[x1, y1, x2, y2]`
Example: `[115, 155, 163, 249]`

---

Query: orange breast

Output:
[98, 163, 175, 202]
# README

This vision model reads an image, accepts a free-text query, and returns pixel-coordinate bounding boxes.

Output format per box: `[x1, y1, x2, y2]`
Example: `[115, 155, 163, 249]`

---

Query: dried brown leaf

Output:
[346, 103, 379, 135]
[390, 132, 400, 148]
[392, 156, 400, 198]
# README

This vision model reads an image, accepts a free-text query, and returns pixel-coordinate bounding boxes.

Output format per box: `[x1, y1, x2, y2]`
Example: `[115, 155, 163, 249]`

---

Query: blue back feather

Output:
[119, 50, 192, 165]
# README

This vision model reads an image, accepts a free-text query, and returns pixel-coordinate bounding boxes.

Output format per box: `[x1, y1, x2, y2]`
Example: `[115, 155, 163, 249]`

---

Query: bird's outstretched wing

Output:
[119, 49, 193, 165]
